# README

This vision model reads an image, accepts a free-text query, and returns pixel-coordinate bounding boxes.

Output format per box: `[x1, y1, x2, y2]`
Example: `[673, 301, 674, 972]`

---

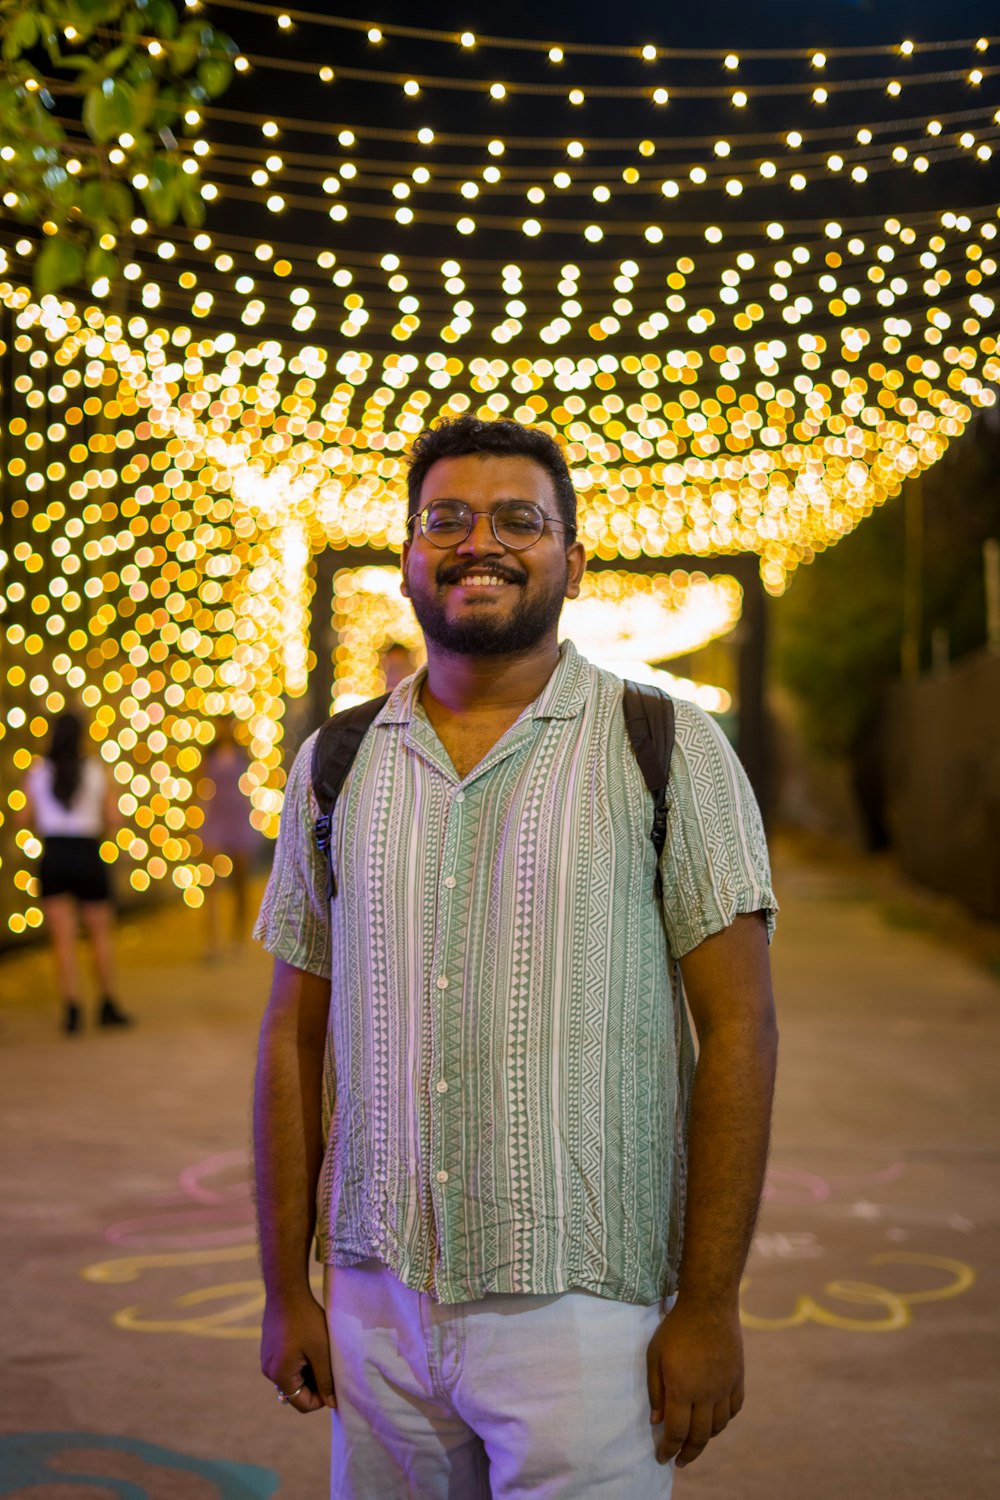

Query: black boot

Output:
[63, 1002, 83, 1035]
[98, 997, 134, 1028]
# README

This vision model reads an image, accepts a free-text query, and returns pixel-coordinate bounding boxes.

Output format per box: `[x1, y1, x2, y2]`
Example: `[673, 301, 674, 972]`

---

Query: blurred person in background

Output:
[378, 641, 417, 692]
[199, 716, 257, 961]
[23, 711, 132, 1035]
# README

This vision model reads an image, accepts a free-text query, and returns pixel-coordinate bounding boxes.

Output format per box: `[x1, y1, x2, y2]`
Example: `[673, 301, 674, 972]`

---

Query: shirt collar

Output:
[375, 638, 591, 727]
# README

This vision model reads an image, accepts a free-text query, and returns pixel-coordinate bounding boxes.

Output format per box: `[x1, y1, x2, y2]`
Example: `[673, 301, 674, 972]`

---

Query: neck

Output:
[422, 637, 562, 715]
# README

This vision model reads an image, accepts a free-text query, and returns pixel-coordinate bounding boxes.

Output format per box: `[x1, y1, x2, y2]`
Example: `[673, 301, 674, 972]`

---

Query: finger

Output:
[646, 1345, 664, 1425]
[275, 1364, 325, 1415]
[675, 1405, 714, 1469]
[306, 1344, 338, 1411]
[655, 1399, 692, 1465]
[730, 1385, 745, 1420]
[291, 1389, 326, 1415]
[712, 1399, 731, 1437]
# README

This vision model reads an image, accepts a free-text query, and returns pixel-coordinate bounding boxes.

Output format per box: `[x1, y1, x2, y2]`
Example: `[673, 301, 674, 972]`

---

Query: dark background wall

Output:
[884, 650, 1000, 920]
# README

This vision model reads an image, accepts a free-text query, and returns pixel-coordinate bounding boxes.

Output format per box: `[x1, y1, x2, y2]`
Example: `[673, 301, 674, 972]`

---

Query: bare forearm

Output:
[647, 913, 776, 1469]
[677, 1019, 777, 1309]
[252, 964, 330, 1301]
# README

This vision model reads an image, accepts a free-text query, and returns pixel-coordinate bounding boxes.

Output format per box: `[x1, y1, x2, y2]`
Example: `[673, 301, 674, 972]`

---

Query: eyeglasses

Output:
[408, 500, 575, 551]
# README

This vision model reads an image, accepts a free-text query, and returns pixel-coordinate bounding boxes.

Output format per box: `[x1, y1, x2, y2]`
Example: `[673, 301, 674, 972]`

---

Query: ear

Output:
[564, 539, 587, 601]
[400, 540, 410, 599]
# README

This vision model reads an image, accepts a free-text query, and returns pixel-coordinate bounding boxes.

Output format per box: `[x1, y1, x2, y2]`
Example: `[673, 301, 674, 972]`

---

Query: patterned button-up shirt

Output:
[254, 640, 776, 1305]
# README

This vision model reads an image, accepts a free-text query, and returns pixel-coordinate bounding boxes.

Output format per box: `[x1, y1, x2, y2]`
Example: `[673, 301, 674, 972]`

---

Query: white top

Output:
[26, 757, 107, 838]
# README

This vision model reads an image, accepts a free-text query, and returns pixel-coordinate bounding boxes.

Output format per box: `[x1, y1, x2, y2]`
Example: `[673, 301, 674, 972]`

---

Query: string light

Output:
[119, 3, 992, 67]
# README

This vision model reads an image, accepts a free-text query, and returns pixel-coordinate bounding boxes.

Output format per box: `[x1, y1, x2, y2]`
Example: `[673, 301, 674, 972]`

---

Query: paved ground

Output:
[1, 837, 998, 1499]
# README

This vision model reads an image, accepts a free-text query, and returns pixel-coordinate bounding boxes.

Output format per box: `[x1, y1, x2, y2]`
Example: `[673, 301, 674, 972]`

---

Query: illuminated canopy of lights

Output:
[1, 12, 999, 935]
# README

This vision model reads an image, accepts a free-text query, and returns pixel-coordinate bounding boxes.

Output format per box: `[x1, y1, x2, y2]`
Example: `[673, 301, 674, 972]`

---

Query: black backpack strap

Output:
[622, 681, 676, 899]
[311, 693, 390, 899]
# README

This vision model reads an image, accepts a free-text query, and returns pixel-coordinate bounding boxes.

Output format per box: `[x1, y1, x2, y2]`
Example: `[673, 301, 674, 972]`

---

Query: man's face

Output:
[401, 454, 586, 657]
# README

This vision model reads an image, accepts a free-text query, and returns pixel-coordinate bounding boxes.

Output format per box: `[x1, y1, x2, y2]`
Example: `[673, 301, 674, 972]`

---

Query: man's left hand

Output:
[646, 1299, 744, 1468]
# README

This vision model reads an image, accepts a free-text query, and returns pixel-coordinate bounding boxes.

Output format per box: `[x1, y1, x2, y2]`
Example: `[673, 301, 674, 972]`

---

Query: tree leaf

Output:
[171, 19, 211, 76]
[179, 177, 206, 228]
[144, 0, 178, 40]
[82, 77, 138, 142]
[34, 237, 85, 295]
[145, 82, 182, 133]
[52, 55, 102, 71]
[103, 43, 134, 76]
[38, 13, 61, 64]
[3, 12, 38, 59]
[138, 155, 178, 222]
[85, 242, 119, 282]
[196, 55, 232, 100]
[74, 0, 124, 17]
[78, 176, 133, 226]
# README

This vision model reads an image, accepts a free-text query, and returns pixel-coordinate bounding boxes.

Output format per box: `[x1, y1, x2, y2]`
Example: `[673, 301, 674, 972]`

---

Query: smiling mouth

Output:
[445, 572, 520, 593]
[454, 575, 510, 589]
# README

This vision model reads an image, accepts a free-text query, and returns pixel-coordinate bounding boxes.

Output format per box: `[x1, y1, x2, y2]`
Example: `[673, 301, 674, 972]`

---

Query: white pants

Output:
[324, 1261, 674, 1499]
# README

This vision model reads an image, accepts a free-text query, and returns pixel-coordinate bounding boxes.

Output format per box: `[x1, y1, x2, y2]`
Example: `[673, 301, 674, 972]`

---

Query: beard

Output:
[407, 561, 568, 656]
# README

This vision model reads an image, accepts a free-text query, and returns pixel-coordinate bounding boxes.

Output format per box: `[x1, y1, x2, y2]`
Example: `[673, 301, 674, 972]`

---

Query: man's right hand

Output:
[261, 1291, 336, 1414]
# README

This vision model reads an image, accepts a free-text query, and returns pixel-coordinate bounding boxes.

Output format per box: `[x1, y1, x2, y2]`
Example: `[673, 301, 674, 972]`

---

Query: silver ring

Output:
[276, 1383, 305, 1405]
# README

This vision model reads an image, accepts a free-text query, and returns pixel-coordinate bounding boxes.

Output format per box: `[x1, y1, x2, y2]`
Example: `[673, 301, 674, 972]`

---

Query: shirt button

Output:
[436, 975, 449, 990]
[435, 1079, 449, 1093]
[444, 876, 456, 889]
[436, 1169, 449, 1184]
[454, 791, 465, 804]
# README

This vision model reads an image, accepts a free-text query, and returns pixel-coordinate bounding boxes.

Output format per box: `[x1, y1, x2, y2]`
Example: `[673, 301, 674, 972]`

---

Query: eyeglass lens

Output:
[420, 501, 547, 549]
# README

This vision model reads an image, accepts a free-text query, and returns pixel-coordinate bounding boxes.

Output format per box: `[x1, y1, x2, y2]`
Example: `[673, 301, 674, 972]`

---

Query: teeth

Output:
[462, 575, 504, 587]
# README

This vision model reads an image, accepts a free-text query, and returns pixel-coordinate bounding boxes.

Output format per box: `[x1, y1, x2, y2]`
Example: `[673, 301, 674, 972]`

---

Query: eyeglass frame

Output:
[406, 499, 577, 552]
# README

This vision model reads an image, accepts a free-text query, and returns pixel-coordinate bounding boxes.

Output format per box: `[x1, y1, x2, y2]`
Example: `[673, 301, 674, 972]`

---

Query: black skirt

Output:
[38, 836, 111, 904]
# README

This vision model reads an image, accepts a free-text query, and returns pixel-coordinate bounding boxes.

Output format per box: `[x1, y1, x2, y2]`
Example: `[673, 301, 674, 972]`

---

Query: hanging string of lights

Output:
[90, 47, 998, 100]
[190, 99, 1000, 150]
[195, 2, 995, 64]
[1, 12, 998, 937]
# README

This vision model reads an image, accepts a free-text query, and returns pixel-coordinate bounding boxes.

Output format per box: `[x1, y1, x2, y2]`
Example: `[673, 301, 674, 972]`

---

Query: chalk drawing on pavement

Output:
[740, 1251, 976, 1332]
[82, 1150, 979, 1339]
[104, 1150, 254, 1251]
[0, 1432, 278, 1498]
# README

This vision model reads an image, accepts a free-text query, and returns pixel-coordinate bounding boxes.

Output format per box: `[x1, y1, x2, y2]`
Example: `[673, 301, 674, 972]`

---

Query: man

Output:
[253, 415, 778, 1498]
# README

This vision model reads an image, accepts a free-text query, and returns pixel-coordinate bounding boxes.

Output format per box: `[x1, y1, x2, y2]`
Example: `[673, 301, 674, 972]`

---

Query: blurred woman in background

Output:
[198, 716, 257, 961]
[24, 712, 132, 1034]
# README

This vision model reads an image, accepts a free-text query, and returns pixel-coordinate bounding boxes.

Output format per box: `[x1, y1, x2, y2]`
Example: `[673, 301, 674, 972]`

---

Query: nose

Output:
[455, 511, 502, 554]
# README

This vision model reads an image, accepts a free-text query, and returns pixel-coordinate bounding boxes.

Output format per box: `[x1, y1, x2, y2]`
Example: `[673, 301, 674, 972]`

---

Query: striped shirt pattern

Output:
[255, 640, 776, 1305]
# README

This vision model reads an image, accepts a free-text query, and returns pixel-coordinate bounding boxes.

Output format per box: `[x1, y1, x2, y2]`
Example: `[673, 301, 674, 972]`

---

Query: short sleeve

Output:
[253, 730, 332, 978]
[659, 702, 778, 959]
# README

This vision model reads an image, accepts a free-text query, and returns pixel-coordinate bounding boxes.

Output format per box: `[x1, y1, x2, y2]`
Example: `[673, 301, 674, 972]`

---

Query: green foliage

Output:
[0, 0, 236, 293]
[772, 416, 1000, 756]
[772, 498, 904, 757]
[918, 418, 1000, 660]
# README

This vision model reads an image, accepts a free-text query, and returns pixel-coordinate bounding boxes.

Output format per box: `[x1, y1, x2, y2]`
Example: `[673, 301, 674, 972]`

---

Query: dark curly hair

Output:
[405, 416, 577, 538]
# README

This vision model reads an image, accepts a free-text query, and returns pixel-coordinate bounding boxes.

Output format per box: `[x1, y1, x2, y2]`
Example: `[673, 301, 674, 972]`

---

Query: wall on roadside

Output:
[885, 650, 1000, 921]
[768, 684, 866, 844]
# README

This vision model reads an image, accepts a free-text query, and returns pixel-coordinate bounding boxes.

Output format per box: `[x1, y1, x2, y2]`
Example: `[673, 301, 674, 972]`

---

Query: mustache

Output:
[438, 563, 526, 586]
